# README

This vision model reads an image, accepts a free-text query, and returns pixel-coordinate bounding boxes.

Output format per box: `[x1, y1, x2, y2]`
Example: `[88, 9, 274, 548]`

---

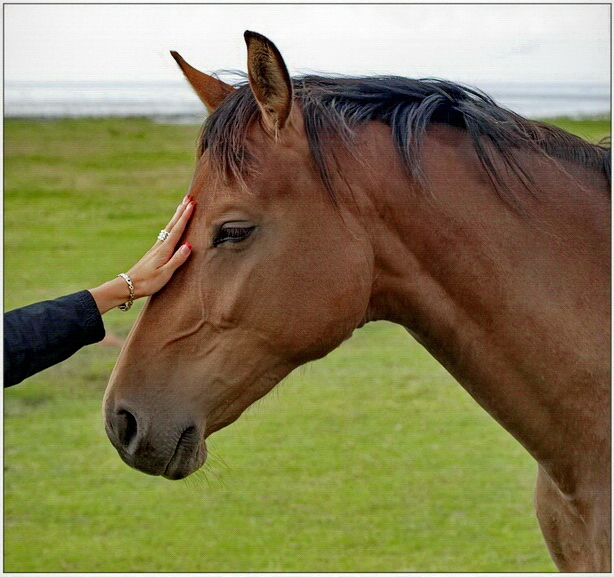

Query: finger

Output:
[165, 201, 194, 246]
[160, 195, 192, 240]
[146, 201, 192, 265]
[155, 205, 184, 246]
[163, 243, 192, 273]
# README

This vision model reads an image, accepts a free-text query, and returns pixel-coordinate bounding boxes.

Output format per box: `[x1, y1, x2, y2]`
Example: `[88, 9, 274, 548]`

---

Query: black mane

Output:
[201, 75, 610, 207]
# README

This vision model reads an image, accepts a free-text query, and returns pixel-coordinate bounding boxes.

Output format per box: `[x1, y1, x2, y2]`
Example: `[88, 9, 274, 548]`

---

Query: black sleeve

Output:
[4, 290, 106, 388]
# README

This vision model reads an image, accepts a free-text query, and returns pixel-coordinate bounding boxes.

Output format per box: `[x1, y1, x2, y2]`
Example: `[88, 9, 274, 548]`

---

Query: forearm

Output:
[4, 291, 105, 387]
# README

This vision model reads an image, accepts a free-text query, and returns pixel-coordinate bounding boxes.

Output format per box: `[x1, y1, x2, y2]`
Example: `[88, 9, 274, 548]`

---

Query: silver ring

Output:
[157, 229, 170, 242]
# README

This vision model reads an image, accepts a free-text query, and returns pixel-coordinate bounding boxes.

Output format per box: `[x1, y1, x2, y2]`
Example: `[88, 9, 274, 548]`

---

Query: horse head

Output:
[103, 32, 374, 479]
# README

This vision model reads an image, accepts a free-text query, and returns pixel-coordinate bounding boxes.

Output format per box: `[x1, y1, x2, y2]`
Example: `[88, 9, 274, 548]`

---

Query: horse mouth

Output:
[105, 414, 208, 480]
[162, 426, 207, 480]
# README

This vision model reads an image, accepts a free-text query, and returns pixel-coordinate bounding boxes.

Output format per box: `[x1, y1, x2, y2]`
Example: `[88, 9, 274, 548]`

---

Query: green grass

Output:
[4, 115, 608, 572]
[543, 116, 610, 144]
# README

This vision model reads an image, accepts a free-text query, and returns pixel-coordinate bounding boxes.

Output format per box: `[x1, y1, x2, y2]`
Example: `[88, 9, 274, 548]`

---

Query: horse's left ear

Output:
[171, 51, 234, 114]
[244, 31, 293, 134]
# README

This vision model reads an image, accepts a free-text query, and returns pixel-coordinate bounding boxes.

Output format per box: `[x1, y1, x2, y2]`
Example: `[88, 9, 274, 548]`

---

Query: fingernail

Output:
[182, 194, 191, 205]
[181, 243, 192, 254]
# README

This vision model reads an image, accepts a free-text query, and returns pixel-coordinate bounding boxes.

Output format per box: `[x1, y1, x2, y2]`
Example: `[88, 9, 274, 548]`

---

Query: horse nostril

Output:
[116, 409, 138, 449]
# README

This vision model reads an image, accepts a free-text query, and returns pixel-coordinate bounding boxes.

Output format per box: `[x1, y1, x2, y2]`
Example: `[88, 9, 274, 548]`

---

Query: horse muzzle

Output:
[104, 403, 207, 480]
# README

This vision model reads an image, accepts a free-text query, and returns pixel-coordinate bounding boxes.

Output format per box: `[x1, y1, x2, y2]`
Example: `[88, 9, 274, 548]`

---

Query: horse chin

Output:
[162, 435, 208, 481]
[108, 420, 208, 481]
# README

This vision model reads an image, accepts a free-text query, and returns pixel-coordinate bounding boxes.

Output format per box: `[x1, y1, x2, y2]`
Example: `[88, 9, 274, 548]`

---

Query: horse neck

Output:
[347, 122, 610, 492]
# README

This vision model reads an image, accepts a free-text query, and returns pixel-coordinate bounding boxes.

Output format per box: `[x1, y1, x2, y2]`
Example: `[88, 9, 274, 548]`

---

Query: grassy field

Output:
[4, 115, 609, 572]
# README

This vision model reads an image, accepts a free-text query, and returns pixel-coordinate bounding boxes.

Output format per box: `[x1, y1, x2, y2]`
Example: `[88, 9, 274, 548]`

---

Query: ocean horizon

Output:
[4, 80, 611, 123]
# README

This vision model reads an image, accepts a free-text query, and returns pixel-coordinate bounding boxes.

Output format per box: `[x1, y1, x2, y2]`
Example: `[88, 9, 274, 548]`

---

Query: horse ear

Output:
[170, 51, 234, 114]
[244, 31, 293, 133]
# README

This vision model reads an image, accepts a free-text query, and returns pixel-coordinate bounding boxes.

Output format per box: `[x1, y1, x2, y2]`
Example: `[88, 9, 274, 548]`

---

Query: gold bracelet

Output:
[117, 273, 135, 311]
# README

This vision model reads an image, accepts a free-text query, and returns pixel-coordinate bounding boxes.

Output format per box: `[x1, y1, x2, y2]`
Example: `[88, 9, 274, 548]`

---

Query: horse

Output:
[104, 31, 611, 571]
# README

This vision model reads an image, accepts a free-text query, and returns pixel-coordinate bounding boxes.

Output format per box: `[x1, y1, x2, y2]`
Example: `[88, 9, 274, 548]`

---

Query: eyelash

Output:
[212, 225, 256, 247]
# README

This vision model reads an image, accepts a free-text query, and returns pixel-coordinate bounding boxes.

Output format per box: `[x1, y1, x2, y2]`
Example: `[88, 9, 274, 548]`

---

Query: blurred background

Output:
[4, 3, 611, 122]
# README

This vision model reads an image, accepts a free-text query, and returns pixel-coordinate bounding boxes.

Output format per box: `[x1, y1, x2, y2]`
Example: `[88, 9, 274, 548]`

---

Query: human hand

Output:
[127, 195, 194, 298]
[90, 195, 194, 314]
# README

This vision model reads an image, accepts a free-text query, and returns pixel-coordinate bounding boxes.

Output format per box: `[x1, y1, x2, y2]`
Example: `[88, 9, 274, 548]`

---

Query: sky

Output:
[3, 3, 611, 86]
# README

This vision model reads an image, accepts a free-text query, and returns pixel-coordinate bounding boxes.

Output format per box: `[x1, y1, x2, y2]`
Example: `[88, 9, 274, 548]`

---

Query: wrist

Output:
[89, 276, 134, 315]
[117, 273, 135, 311]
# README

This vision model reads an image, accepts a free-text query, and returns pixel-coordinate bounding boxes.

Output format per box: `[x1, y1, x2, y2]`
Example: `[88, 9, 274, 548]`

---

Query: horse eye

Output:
[213, 223, 256, 247]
